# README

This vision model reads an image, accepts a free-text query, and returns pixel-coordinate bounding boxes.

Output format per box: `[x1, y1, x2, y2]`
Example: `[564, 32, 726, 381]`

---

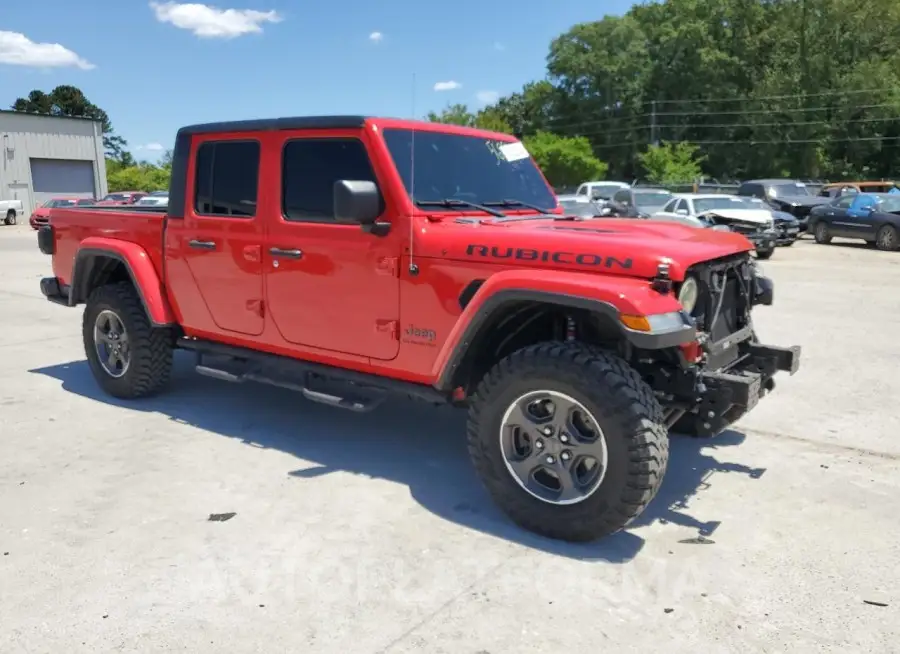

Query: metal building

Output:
[0, 110, 108, 219]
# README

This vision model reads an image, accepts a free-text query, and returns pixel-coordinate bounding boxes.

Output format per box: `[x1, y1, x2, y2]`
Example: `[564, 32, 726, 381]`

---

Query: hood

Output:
[32, 207, 51, 217]
[773, 195, 830, 208]
[421, 216, 754, 281]
[771, 210, 799, 224]
[699, 208, 773, 225]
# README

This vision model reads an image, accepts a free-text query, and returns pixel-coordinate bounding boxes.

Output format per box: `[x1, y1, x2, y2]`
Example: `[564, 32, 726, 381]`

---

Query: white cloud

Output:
[476, 90, 500, 104]
[0, 31, 94, 70]
[149, 2, 282, 38]
[138, 143, 166, 151]
[369, 31, 383, 43]
[433, 80, 461, 92]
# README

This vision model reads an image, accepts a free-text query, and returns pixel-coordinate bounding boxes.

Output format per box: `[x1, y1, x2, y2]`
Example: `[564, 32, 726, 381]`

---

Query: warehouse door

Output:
[29, 159, 96, 206]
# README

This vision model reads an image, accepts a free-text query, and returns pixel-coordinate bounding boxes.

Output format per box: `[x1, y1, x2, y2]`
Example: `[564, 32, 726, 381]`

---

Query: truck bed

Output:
[48, 206, 168, 288]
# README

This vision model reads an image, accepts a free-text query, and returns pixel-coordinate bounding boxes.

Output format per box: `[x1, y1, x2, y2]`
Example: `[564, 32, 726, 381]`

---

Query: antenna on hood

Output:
[407, 73, 420, 276]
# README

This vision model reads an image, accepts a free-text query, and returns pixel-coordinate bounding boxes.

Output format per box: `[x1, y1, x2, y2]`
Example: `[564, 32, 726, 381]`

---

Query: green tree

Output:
[11, 85, 131, 161]
[523, 131, 608, 187]
[638, 141, 706, 184]
[427, 103, 513, 133]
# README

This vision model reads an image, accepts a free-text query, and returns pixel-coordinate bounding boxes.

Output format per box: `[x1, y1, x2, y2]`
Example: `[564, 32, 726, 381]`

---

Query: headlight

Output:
[678, 277, 699, 313]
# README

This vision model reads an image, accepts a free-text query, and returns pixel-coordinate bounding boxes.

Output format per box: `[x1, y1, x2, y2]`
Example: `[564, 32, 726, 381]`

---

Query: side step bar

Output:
[180, 337, 449, 411]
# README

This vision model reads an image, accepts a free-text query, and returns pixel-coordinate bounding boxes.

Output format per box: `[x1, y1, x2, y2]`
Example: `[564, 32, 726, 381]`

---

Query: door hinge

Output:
[376, 319, 400, 340]
[376, 257, 400, 277]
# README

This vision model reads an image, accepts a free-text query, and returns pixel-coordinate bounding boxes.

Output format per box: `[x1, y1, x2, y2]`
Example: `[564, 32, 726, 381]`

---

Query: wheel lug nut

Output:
[545, 455, 555, 464]
[559, 434, 568, 443]
[561, 451, 571, 461]
[535, 441, 544, 449]
[542, 427, 553, 436]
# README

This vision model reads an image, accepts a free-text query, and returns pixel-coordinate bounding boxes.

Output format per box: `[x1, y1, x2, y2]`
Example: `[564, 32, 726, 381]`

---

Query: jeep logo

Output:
[405, 325, 436, 341]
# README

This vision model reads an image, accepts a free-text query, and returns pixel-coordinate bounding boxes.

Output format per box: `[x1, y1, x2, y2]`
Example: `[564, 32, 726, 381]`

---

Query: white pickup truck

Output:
[1, 199, 23, 226]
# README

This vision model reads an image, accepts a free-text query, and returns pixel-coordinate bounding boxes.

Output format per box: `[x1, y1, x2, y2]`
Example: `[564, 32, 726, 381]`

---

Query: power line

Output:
[587, 134, 900, 150]
[648, 87, 898, 106]
[576, 115, 900, 137]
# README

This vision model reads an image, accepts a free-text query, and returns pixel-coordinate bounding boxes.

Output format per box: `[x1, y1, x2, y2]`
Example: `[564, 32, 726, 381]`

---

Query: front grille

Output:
[686, 253, 753, 342]
[727, 223, 764, 237]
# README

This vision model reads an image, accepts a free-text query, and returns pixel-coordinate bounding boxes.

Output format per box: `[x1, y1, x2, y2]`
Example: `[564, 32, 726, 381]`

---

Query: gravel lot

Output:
[2, 225, 898, 653]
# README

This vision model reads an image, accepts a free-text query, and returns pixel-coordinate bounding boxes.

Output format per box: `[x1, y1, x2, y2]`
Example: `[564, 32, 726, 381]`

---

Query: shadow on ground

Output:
[31, 354, 766, 562]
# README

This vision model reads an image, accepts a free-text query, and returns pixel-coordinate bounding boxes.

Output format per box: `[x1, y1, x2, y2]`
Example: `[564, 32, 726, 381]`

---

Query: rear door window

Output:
[194, 140, 260, 218]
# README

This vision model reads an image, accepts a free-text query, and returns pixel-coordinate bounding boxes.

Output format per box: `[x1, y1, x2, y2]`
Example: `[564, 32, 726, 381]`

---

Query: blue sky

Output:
[1, 0, 630, 161]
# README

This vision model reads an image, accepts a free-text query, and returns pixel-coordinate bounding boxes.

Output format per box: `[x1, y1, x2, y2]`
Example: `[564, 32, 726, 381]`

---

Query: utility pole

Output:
[650, 100, 659, 146]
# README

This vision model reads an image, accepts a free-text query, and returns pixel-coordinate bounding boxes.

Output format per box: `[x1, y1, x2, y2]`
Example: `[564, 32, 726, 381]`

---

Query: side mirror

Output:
[333, 180, 386, 234]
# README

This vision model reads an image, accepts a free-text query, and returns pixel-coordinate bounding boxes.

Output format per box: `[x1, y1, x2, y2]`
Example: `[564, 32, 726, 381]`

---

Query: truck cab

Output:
[37, 115, 801, 544]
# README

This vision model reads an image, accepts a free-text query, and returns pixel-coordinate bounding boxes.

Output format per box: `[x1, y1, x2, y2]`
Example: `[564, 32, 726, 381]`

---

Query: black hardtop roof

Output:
[177, 115, 369, 136]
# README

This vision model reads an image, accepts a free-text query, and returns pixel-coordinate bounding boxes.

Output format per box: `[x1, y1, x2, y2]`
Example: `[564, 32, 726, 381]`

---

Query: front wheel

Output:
[755, 248, 775, 260]
[814, 222, 832, 244]
[466, 342, 668, 542]
[875, 224, 898, 251]
[83, 282, 174, 399]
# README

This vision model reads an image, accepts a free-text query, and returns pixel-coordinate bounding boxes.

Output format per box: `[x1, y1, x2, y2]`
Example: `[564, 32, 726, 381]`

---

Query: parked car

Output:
[736, 179, 830, 233]
[135, 191, 169, 208]
[96, 191, 148, 206]
[1, 198, 23, 225]
[572, 180, 631, 203]
[650, 194, 779, 259]
[29, 197, 94, 229]
[808, 192, 900, 251]
[34, 114, 800, 544]
[818, 181, 900, 198]
[558, 197, 614, 219]
[608, 187, 674, 218]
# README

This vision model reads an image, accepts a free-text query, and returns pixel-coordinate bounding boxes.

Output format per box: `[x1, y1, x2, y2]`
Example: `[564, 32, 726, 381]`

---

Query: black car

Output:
[807, 192, 900, 251]
[737, 179, 830, 233]
[609, 187, 674, 218]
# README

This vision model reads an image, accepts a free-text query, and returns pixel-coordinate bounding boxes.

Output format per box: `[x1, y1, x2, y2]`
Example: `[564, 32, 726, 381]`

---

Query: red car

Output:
[36, 115, 800, 543]
[94, 191, 148, 206]
[29, 197, 95, 229]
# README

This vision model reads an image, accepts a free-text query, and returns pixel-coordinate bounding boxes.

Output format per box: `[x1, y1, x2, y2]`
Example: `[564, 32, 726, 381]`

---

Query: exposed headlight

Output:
[678, 277, 699, 313]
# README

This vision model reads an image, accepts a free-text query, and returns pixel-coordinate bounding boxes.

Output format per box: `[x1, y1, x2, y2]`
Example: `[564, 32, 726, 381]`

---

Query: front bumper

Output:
[691, 335, 800, 436]
[746, 229, 779, 251]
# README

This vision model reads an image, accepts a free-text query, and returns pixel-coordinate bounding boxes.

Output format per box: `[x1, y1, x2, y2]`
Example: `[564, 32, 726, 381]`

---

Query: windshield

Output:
[634, 191, 672, 209]
[876, 196, 900, 213]
[76, 199, 94, 206]
[381, 128, 556, 211]
[769, 183, 810, 198]
[694, 196, 764, 213]
[42, 199, 75, 208]
[103, 193, 129, 201]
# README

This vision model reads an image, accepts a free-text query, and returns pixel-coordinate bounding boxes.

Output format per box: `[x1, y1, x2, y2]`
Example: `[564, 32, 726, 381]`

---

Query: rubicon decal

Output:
[465, 244, 633, 270]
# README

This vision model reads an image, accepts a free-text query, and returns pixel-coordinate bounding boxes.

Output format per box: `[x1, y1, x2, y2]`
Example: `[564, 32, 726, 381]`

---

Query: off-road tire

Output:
[755, 248, 774, 260]
[875, 224, 898, 251]
[466, 342, 668, 542]
[814, 222, 832, 244]
[4, 210, 15, 226]
[83, 282, 173, 399]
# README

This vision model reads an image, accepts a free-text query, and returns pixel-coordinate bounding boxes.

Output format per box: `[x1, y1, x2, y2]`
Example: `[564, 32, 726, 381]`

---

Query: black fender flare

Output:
[434, 289, 695, 392]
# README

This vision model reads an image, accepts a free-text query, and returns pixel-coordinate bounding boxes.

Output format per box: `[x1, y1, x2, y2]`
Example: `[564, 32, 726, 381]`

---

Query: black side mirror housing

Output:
[334, 180, 380, 223]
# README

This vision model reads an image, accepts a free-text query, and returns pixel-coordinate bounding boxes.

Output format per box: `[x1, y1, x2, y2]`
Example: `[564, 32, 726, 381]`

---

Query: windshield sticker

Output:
[499, 141, 530, 162]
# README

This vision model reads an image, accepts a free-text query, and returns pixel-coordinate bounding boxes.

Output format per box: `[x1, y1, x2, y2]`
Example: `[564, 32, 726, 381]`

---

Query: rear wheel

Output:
[875, 224, 898, 251]
[83, 282, 173, 399]
[755, 247, 774, 260]
[814, 222, 832, 244]
[4, 210, 15, 226]
[466, 342, 668, 542]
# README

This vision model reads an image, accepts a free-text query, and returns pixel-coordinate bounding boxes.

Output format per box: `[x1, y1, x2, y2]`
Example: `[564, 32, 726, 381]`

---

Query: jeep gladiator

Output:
[36, 116, 801, 543]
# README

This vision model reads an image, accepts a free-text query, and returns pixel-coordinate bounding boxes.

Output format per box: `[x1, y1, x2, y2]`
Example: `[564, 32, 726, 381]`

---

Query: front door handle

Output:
[189, 239, 216, 250]
[269, 247, 303, 259]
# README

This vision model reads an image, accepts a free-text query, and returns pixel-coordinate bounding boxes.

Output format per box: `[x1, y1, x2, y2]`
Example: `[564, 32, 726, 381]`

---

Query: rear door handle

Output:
[189, 239, 216, 250]
[269, 247, 303, 259]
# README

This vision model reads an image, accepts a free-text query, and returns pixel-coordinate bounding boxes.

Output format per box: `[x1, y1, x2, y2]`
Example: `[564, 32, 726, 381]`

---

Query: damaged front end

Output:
[640, 253, 800, 437]
[700, 212, 779, 253]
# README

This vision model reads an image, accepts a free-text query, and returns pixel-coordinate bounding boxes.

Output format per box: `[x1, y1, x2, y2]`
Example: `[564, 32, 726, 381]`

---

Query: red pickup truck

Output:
[36, 115, 800, 542]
